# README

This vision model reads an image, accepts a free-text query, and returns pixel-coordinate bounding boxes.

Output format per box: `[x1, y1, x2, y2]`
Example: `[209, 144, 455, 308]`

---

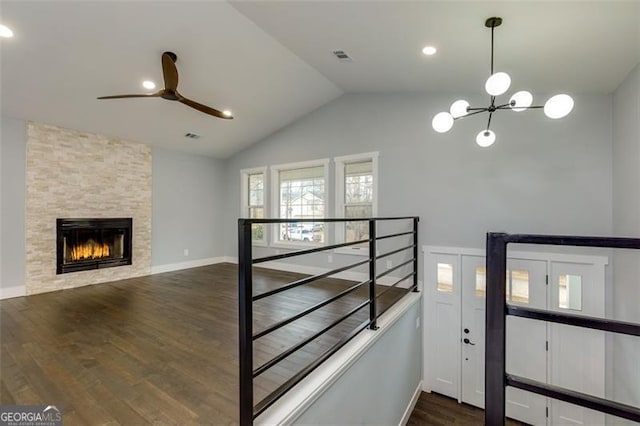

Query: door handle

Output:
[463, 338, 476, 346]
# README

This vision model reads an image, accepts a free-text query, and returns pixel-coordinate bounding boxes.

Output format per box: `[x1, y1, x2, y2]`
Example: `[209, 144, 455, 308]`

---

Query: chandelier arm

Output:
[495, 105, 545, 110]
[467, 107, 490, 111]
[486, 111, 494, 131]
[455, 109, 489, 120]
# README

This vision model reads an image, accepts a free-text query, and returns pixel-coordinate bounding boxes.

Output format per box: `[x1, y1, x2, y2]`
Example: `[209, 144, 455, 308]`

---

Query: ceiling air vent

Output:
[332, 50, 352, 62]
[184, 132, 200, 139]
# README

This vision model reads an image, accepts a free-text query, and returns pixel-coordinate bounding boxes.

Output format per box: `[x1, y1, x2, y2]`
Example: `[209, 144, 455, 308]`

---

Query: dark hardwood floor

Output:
[0, 263, 409, 425]
[407, 392, 527, 426]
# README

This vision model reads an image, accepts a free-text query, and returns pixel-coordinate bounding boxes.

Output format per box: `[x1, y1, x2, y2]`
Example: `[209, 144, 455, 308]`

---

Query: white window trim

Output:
[240, 166, 268, 247]
[334, 152, 379, 256]
[270, 158, 330, 249]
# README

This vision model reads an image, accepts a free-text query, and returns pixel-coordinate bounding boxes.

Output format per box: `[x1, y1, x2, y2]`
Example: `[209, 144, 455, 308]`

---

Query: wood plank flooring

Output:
[407, 392, 528, 426]
[0, 263, 409, 425]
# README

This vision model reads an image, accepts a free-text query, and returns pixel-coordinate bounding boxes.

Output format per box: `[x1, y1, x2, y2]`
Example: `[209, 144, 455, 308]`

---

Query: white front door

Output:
[548, 261, 605, 425]
[460, 255, 548, 425]
[426, 253, 460, 399]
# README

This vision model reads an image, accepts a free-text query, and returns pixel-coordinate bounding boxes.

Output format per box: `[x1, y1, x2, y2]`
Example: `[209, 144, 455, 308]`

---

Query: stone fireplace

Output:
[25, 122, 151, 295]
[57, 218, 133, 274]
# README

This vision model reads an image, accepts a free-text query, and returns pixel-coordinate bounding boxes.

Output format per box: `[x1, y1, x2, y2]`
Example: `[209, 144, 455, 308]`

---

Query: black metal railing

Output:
[239, 217, 419, 425]
[485, 232, 640, 425]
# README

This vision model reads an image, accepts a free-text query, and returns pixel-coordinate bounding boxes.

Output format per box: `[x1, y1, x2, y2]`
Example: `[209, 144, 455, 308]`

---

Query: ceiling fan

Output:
[98, 51, 233, 120]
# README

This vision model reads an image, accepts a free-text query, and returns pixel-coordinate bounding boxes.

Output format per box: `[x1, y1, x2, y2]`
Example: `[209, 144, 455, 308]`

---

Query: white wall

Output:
[224, 92, 614, 278]
[0, 116, 26, 292]
[612, 63, 640, 417]
[152, 148, 228, 268]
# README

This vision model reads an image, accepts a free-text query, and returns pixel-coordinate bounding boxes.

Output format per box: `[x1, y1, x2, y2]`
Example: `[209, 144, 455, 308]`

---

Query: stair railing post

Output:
[412, 217, 419, 292]
[485, 232, 508, 426]
[238, 219, 254, 426]
[368, 219, 378, 330]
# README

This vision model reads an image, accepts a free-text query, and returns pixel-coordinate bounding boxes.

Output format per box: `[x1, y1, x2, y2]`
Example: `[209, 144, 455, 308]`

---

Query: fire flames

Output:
[70, 239, 111, 261]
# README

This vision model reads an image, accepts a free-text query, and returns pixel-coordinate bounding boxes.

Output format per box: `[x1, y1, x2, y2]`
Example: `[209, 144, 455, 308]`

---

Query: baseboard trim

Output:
[400, 380, 423, 426]
[0, 285, 27, 300]
[151, 257, 228, 274]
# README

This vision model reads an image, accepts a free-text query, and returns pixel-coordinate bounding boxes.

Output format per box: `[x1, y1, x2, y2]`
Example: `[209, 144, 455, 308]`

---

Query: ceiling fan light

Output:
[510, 90, 533, 112]
[544, 94, 574, 119]
[142, 80, 156, 90]
[223, 110, 233, 118]
[476, 129, 496, 147]
[450, 100, 470, 118]
[432, 112, 454, 133]
[485, 72, 511, 96]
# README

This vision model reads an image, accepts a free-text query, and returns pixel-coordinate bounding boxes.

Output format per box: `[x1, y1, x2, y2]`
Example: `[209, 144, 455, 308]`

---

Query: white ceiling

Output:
[2, 1, 639, 158]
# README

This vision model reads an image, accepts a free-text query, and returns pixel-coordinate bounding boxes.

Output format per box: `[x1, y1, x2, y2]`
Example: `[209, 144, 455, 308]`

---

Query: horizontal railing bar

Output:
[253, 239, 369, 264]
[507, 374, 640, 423]
[252, 300, 370, 378]
[503, 233, 640, 249]
[254, 319, 371, 419]
[376, 271, 416, 300]
[253, 258, 371, 301]
[377, 244, 415, 260]
[376, 258, 414, 280]
[375, 231, 415, 241]
[507, 306, 640, 337]
[253, 279, 370, 340]
[240, 217, 418, 224]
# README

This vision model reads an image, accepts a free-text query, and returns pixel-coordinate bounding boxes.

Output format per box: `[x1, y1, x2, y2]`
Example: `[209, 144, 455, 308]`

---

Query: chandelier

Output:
[431, 17, 574, 147]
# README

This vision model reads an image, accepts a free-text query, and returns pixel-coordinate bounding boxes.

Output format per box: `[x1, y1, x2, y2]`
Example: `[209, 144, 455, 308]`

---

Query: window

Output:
[271, 159, 329, 245]
[241, 167, 267, 244]
[559, 274, 582, 310]
[437, 263, 454, 292]
[335, 153, 378, 249]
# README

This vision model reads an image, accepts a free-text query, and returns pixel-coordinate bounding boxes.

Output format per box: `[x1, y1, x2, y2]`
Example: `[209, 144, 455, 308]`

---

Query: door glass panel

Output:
[475, 266, 486, 297]
[437, 263, 453, 292]
[510, 270, 530, 304]
[559, 274, 582, 310]
[475, 266, 511, 299]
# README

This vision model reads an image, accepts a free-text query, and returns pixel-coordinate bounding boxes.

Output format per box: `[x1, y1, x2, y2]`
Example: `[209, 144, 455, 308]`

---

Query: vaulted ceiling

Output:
[2, 1, 638, 158]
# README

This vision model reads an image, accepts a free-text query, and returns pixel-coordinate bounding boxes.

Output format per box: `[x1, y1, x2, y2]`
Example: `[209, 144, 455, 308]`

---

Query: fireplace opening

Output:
[57, 218, 132, 274]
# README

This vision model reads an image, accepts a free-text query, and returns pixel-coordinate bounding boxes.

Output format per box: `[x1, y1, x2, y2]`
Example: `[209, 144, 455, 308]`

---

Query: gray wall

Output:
[0, 116, 26, 290]
[291, 298, 421, 425]
[152, 147, 227, 267]
[224, 92, 614, 279]
[612, 63, 640, 415]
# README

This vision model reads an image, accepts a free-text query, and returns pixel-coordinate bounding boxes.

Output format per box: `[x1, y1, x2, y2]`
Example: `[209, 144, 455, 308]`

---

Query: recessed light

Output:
[222, 110, 233, 118]
[142, 80, 156, 90]
[422, 46, 437, 56]
[0, 24, 14, 38]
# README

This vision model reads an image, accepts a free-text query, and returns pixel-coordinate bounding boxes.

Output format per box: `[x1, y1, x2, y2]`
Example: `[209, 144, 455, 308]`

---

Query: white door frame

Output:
[422, 245, 608, 408]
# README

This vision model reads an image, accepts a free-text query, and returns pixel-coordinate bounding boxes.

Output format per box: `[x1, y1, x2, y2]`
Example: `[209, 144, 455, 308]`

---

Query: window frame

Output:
[334, 152, 379, 255]
[240, 166, 268, 246]
[270, 158, 330, 249]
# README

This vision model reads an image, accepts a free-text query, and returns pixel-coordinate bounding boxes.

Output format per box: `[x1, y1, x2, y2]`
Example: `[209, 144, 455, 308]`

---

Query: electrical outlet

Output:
[386, 260, 393, 270]
[183, 249, 189, 257]
[328, 254, 333, 264]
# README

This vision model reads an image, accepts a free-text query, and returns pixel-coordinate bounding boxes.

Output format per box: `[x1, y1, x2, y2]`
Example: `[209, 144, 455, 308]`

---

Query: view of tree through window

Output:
[344, 161, 373, 244]
[278, 166, 325, 243]
[248, 173, 264, 241]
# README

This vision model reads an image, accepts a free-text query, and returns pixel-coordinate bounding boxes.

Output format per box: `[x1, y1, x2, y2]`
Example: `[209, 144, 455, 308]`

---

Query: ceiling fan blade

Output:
[97, 93, 161, 100]
[179, 96, 233, 119]
[162, 52, 179, 91]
